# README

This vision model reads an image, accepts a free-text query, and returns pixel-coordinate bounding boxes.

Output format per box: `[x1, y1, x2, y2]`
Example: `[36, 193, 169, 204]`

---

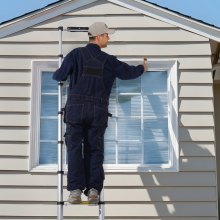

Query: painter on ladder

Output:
[53, 22, 148, 204]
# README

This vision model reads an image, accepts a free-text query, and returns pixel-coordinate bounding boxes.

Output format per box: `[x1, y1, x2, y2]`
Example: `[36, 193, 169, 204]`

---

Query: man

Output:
[53, 22, 148, 204]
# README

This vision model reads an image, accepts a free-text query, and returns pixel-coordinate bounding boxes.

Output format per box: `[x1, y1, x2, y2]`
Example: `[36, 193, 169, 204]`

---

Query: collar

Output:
[86, 43, 101, 54]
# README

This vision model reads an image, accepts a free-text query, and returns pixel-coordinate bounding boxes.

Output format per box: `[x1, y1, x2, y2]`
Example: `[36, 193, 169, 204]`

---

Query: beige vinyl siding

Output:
[0, 143, 29, 156]
[0, 172, 216, 186]
[0, 203, 217, 217]
[0, 1, 217, 220]
[0, 29, 208, 43]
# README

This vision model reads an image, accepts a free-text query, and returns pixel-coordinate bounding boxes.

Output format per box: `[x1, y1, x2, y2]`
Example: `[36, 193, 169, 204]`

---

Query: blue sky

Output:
[0, 0, 219, 28]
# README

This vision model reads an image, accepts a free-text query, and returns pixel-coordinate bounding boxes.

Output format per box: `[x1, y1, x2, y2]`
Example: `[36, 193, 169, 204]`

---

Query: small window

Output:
[30, 59, 178, 172]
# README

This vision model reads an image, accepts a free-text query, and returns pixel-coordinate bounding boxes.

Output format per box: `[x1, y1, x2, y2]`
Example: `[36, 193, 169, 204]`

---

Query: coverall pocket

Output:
[65, 104, 84, 124]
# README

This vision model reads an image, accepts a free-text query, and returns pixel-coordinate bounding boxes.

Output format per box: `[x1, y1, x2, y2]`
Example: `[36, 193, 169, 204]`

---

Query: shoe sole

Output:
[88, 196, 99, 204]
[67, 198, 82, 204]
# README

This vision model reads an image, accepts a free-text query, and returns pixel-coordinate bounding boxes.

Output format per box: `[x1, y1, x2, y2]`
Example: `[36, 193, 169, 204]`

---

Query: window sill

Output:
[29, 163, 178, 173]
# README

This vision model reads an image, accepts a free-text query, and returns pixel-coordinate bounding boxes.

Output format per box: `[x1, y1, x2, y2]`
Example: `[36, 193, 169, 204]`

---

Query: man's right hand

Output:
[143, 58, 148, 72]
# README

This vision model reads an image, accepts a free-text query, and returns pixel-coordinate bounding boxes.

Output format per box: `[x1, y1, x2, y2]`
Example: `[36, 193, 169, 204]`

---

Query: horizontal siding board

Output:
[0, 100, 30, 112]
[180, 142, 215, 157]
[179, 99, 214, 112]
[0, 114, 29, 126]
[180, 157, 216, 171]
[0, 158, 28, 171]
[179, 128, 215, 141]
[179, 85, 213, 98]
[0, 143, 29, 156]
[104, 203, 217, 217]
[0, 58, 32, 70]
[0, 57, 212, 70]
[105, 187, 217, 202]
[105, 172, 216, 187]
[0, 172, 215, 187]
[179, 71, 212, 83]
[0, 202, 216, 217]
[0, 71, 31, 83]
[0, 43, 211, 56]
[0, 128, 29, 141]
[0, 85, 30, 98]
[33, 15, 175, 29]
[179, 113, 214, 126]
[0, 29, 208, 42]
[0, 187, 216, 202]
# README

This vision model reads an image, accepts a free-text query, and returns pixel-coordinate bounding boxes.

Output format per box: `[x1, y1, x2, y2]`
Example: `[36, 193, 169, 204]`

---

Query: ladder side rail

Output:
[57, 26, 64, 220]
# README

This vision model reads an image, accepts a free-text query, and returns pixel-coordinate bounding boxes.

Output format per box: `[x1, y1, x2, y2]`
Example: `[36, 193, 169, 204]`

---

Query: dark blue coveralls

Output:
[53, 43, 144, 195]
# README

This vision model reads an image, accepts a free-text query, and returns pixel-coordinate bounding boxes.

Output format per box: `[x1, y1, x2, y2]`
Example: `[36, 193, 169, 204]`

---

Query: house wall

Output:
[0, 1, 217, 219]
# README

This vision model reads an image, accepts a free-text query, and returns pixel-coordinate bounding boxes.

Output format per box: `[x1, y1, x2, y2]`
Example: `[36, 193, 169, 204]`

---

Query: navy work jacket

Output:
[53, 43, 144, 98]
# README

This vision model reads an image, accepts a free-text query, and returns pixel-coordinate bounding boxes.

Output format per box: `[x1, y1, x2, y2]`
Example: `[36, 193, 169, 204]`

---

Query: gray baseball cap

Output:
[88, 22, 115, 37]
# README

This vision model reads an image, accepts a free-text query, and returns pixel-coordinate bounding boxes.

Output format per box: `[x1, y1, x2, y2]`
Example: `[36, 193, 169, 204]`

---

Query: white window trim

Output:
[30, 60, 59, 172]
[29, 59, 179, 173]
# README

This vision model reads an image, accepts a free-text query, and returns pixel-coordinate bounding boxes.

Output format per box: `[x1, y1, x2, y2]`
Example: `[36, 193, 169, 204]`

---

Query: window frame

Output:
[29, 59, 179, 173]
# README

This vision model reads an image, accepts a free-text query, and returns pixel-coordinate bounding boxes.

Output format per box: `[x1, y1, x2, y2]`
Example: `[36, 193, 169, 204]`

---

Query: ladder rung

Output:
[64, 201, 105, 206]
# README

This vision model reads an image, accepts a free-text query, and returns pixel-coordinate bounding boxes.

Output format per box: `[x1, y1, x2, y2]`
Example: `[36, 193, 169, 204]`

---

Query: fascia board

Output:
[0, 0, 98, 39]
[109, 0, 220, 42]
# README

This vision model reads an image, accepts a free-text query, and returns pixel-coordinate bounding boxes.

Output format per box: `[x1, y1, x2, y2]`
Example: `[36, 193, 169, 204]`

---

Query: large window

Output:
[30, 60, 178, 172]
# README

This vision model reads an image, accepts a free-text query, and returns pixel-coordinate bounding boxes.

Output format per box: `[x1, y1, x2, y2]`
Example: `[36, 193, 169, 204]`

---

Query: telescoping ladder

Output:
[57, 26, 105, 220]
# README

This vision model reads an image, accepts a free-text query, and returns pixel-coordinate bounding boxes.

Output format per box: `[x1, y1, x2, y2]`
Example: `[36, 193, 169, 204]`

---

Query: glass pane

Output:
[104, 141, 116, 164]
[143, 94, 168, 117]
[118, 95, 141, 117]
[41, 94, 58, 117]
[109, 93, 116, 116]
[144, 141, 168, 164]
[118, 77, 141, 93]
[118, 118, 141, 140]
[40, 118, 57, 141]
[41, 71, 58, 93]
[118, 142, 142, 164]
[143, 118, 168, 141]
[111, 80, 116, 93]
[142, 71, 167, 93]
[105, 117, 116, 141]
[39, 142, 57, 164]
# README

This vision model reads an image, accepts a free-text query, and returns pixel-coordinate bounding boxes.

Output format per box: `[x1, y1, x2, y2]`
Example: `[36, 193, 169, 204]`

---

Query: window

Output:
[30, 59, 178, 172]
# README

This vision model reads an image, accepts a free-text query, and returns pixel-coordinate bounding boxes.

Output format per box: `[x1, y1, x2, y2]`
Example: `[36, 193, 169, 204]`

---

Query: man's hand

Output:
[143, 58, 148, 72]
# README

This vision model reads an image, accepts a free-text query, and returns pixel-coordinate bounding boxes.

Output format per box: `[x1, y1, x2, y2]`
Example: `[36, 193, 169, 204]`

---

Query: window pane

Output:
[39, 142, 57, 164]
[143, 94, 168, 117]
[144, 141, 168, 164]
[118, 77, 141, 93]
[41, 95, 58, 117]
[105, 117, 116, 141]
[42, 71, 58, 94]
[104, 141, 116, 164]
[142, 71, 167, 93]
[39, 71, 60, 165]
[118, 95, 141, 117]
[143, 118, 168, 141]
[109, 93, 116, 115]
[118, 142, 142, 164]
[40, 118, 57, 140]
[118, 118, 141, 140]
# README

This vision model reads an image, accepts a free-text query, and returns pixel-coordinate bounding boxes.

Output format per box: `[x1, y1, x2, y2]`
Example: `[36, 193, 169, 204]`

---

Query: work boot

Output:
[88, 188, 99, 204]
[67, 189, 82, 204]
